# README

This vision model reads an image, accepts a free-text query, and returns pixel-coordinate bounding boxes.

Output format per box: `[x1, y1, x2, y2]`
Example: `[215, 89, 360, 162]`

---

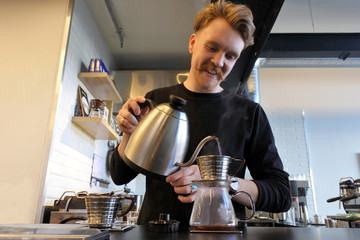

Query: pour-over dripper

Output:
[196, 155, 245, 180]
[177, 136, 245, 181]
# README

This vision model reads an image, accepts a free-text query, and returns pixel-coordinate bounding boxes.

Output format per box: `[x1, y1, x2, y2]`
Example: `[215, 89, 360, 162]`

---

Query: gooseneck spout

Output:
[176, 135, 220, 167]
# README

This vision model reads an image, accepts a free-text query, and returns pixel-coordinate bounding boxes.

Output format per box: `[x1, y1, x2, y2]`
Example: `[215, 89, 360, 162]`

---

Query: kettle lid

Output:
[169, 95, 186, 111]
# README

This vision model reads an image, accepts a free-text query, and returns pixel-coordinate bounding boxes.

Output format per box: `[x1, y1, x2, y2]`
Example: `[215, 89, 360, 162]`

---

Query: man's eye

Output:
[206, 45, 217, 52]
[226, 54, 237, 60]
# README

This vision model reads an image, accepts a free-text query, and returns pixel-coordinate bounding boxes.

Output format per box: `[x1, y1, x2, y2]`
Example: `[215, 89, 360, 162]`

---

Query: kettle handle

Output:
[129, 99, 155, 117]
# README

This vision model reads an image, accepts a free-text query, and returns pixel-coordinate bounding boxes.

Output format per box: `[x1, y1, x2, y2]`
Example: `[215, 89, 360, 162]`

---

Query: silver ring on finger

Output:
[190, 185, 197, 194]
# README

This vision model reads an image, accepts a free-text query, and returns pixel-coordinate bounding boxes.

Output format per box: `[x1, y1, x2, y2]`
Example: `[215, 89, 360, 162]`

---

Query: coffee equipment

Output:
[327, 177, 360, 213]
[289, 181, 300, 224]
[43, 191, 87, 224]
[76, 191, 135, 228]
[280, 180, 309, 225]
[123, 96, 256, 231]
[344, 178, 360, 213]
[298, 180, 310, 224]
[326, 177, 360, 228]
[43, 190, 134, 228]
[123, 95, 189, 179]
[184, 140, 255, 233]
[190, 179, 255, 232]
[123, 95, 242, 180]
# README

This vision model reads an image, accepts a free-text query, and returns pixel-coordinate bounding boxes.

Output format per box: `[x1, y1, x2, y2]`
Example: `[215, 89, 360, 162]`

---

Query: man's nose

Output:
[212, 52, 225, 68]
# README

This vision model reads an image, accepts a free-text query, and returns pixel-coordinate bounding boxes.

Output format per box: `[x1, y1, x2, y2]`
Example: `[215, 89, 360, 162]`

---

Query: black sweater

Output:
[110, 83, 291, 227]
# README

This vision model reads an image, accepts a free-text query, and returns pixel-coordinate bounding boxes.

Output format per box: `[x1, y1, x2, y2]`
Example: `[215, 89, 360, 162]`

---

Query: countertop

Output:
[1, 224, 360, 240]
[110, 225, 360, 240]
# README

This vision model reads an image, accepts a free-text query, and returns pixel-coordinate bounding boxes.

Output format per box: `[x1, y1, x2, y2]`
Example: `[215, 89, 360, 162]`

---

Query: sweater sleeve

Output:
[246, 105, 291, 213]
[109, 146, 139, 185]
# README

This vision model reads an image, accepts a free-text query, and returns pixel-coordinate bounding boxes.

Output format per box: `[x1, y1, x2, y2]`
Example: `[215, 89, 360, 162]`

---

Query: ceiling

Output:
[86, 0, 208, 70]
[85, 0, 360, 76]
[85, 0, 285, 88]
[271, 0, 360, 33]
[263, 0, 360, 59]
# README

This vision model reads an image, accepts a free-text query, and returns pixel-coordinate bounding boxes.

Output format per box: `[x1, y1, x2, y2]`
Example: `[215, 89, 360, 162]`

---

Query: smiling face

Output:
[185, 17, 245, 93]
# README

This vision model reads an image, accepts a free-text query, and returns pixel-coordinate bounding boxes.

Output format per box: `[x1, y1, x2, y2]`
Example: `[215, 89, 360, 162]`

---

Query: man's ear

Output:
[188, 33, 196, 54]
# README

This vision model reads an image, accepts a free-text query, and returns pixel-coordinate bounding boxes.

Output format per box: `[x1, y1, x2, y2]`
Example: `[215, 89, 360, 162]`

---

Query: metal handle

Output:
[228, 157, 245, 177]
[118, 196, 136, 217]
[54, 191, 77, 205]
[129, 99, 154, 117]
[327, 196, 341, 203]
[76, 190, 126, 198]
[76, 191, 89, 199]
[340, 194, 358, 202]
[100, 190, 126, 196]
[59, 216, 87, 224]
[232, 191, 256, 221]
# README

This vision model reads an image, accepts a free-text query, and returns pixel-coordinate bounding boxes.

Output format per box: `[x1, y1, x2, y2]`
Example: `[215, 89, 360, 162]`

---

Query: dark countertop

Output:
[110, 225, 360, 240]
[1, 224, 359, 240]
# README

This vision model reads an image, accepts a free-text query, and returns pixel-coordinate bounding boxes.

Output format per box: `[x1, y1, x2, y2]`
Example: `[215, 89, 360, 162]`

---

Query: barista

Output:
[110, 0, 291, 227]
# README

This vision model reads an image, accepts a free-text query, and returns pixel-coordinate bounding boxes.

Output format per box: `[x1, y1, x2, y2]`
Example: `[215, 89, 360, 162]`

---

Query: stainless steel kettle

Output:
[123, 95, 190, 179]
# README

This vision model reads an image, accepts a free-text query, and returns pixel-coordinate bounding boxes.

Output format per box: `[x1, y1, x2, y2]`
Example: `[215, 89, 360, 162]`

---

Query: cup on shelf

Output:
[89, 99, 105, 118]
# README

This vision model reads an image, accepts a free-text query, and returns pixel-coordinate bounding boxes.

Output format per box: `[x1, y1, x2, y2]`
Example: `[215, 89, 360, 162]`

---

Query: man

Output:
[110, 0, 291, 227]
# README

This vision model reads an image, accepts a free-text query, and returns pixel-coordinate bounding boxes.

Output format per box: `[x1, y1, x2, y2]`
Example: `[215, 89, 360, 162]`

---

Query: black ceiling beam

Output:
[234, 0, 285, 82]
[261, 33, 360, 59]
[220, 0, 285, 94]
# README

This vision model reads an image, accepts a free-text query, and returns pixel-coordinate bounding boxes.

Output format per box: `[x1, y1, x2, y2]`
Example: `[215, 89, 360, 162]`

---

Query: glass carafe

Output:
[189, 180, 255, 232]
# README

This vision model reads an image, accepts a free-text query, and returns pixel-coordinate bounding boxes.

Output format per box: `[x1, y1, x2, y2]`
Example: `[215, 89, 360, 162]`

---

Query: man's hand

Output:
[116, 96, 149, 135]
[166, 165, 202, 203]
[116, 96, 149, 159]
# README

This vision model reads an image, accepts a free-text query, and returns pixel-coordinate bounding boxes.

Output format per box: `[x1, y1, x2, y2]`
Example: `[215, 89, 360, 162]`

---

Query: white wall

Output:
[0, 0, 143, 224]
[0, 0, 72, 223]
[259, 67, 360, 218]
[43, 0, 118, 205]
[42, 0, 145, 212]
[265, 109, 315, 218]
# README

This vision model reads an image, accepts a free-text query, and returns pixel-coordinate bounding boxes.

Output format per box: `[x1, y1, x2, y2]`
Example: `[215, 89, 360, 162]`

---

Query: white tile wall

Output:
[43, 0, 126, 206]
[266, 110, 315, 218]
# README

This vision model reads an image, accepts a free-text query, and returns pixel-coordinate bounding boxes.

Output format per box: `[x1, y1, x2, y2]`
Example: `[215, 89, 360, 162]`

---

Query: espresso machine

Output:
[327, 177, 360, 212]
[342, 178, 360, 214]
[326, 177, 360, 228]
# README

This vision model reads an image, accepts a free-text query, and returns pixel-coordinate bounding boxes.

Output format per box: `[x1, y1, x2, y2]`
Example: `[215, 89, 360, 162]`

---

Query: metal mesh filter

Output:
[196, 155, 232, 180]
[85, 196, 120, 228]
